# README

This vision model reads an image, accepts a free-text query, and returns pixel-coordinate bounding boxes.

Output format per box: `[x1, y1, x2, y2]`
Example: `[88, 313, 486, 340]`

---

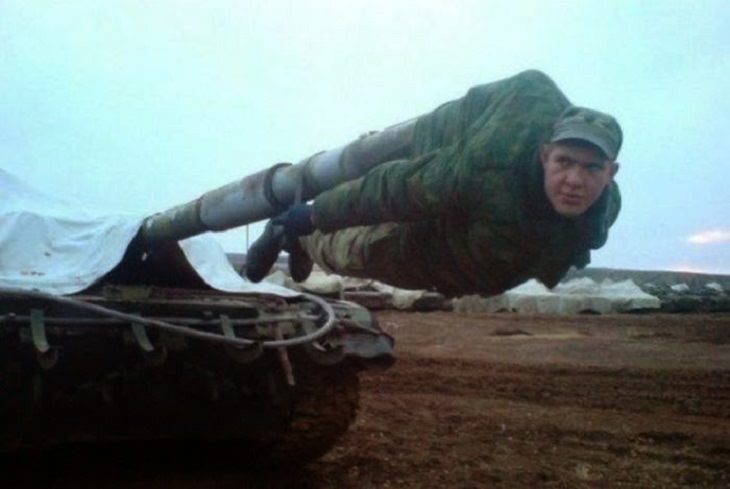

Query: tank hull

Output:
[0, 285, 394, 462]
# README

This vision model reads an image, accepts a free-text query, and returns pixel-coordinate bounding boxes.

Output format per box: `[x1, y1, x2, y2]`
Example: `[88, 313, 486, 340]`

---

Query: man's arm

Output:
[311, 147, 471, 232]
[310, 69, 569, 233]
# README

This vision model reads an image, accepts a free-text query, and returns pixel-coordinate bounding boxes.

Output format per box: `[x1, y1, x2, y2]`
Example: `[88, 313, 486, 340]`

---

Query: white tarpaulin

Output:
[279, 270, 431, 309]
[0, 169, 296, 297]
[454, 277, 661, 314]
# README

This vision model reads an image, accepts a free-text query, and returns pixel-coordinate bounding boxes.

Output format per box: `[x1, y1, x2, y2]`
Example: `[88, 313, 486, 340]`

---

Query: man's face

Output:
[540, 142, 618, 218]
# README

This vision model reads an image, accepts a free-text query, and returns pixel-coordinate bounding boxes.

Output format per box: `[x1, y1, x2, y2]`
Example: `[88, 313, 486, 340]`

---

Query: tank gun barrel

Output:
[140, 118, 417, 246]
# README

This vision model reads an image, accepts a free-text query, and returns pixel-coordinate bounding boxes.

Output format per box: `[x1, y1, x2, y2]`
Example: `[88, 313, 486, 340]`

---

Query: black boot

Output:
[245, 220, 285, 282]
[285, 235, 313, 283]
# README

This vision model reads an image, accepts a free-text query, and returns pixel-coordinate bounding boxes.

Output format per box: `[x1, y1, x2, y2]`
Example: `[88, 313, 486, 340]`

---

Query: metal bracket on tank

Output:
[220, 314, 263, 363]
[130, 319, 167, 366]
[272, 324, 295, 386]
[29, 308, 59, 369]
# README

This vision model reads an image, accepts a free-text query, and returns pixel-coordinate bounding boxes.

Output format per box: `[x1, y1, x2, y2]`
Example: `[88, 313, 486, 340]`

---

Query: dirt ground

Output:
[7, 312, 730, 488]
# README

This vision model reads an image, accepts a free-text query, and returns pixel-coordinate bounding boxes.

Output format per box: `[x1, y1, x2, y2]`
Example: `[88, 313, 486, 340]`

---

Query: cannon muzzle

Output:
[140, 118, 417, 246]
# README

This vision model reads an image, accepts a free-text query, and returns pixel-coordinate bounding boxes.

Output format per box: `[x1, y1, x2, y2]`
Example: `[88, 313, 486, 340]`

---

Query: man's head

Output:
[540, 106, 622, 218]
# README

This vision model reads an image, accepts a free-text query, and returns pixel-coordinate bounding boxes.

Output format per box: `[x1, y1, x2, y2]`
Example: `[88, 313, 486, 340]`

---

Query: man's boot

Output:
[285, 235, 313, 283]
[245, 220, 285, 282]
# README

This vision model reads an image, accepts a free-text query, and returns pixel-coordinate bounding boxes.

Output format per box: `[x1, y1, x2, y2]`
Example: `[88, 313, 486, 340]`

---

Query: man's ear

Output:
[609, 161, 620, 179]
[539, 144, 551, 167]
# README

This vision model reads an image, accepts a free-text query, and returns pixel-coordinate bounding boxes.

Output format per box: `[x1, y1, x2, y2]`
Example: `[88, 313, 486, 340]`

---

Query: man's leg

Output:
[298, 222, 401, 281]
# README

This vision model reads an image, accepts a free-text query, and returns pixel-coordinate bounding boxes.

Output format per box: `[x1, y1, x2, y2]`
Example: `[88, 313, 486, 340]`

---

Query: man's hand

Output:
[271, 203, 316, 237]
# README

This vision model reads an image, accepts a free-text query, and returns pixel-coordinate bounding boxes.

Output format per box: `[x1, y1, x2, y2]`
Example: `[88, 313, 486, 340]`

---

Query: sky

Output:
[1, 0, 729, 273]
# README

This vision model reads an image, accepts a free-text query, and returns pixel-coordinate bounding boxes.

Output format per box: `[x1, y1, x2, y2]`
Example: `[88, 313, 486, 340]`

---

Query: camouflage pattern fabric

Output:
[302, 70, 621, 297]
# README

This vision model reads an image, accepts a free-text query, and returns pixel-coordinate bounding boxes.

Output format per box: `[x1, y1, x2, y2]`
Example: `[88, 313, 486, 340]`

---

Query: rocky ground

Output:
[6, 311, 730, 488]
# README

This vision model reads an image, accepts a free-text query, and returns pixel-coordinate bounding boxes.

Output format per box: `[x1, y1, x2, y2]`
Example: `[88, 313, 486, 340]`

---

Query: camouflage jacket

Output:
[312, 70, 621, 296]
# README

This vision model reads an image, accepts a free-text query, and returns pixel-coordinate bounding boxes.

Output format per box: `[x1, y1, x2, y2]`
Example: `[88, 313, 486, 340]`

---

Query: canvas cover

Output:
[454, 277, 661, 314]
[0, 169, 296, 297]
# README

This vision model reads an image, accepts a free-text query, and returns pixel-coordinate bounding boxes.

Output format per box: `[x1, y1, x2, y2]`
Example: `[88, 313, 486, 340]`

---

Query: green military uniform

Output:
[300, 70, 621, 297]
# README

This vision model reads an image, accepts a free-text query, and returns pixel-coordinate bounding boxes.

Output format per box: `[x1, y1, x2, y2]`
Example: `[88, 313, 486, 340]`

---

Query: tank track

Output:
[265, 363, 360, 463]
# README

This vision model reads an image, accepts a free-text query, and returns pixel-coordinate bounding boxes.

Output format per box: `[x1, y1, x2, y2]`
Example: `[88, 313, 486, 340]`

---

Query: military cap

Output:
[551, 106, 623, 160]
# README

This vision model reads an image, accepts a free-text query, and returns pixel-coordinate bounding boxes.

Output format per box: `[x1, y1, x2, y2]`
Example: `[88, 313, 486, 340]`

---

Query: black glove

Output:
[271, 203, 316, 237]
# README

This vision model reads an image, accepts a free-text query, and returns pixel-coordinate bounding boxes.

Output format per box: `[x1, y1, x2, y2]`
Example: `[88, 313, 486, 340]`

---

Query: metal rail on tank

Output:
[140, 118, 418, 246]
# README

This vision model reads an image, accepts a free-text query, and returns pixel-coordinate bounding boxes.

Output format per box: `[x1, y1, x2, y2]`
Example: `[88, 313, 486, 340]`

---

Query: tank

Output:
[0, 120, 421, 463]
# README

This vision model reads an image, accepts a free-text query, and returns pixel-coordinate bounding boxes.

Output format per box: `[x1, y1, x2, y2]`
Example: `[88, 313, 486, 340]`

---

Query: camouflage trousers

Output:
[298, 222, 423, 287]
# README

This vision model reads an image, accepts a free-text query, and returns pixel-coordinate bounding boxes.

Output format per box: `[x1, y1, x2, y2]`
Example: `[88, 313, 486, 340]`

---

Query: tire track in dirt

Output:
[5, 312, 730, 488]
[309, 312, 730, 488]
[366, 355, 730, 418]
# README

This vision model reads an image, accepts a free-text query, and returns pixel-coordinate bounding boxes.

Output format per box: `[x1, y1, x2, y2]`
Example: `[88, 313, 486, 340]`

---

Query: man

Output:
[246, 70, 622, 298]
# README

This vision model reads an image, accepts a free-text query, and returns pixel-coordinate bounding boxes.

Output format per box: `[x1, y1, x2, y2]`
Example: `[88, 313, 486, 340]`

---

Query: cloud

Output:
[687, 229, 730, 245]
